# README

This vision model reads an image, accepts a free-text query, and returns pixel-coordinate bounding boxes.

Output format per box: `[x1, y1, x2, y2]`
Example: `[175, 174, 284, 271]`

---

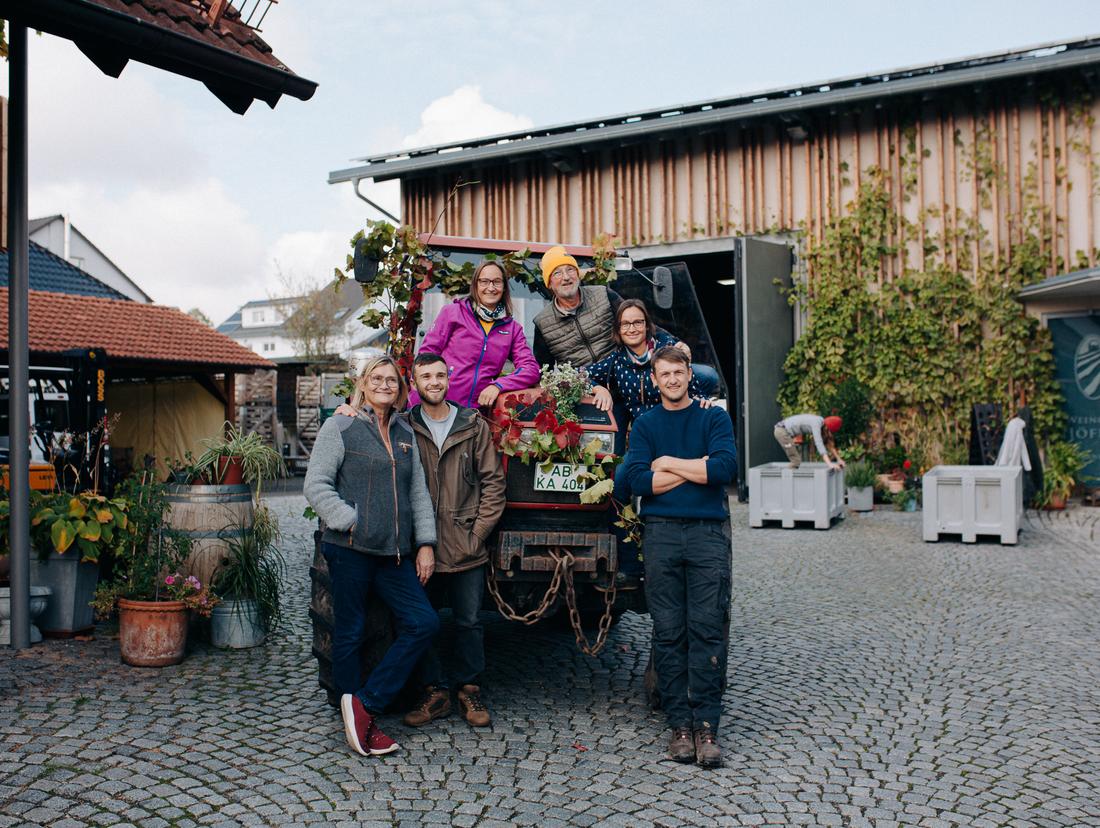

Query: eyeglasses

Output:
[551, 267, 578, 280]
[476, 279, 504, 288]
[619, 319, 647, 330]
[367, 375, 399, 388]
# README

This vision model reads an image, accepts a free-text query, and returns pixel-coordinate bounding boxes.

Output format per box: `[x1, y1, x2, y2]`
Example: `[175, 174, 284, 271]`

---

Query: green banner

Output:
[1048, 315, 1100, 483]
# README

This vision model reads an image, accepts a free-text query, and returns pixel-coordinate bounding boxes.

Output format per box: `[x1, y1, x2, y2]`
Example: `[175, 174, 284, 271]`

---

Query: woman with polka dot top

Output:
[588, 299, 709, 429]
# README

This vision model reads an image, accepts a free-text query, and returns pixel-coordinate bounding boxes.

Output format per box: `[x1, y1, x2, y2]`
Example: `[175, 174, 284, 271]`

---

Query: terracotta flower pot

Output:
[118, 598, 189, 667]
[875, 473, 905, 495]
[217, 456, 244, 485]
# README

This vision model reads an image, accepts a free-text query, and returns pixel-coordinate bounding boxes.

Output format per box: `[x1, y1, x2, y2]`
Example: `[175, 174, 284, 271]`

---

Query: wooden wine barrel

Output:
[310, 530, 400, 708]
[165, 483, 254, 590]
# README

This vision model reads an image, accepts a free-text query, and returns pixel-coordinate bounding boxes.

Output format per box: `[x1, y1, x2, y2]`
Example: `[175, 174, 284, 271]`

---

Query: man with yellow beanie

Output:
[533, 245, 664, 369]
[532, 247, 719, 401]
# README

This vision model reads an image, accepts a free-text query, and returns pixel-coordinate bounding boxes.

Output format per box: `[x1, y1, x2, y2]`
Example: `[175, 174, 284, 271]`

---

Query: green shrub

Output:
[844, 461, 877, 489]
[816, 377, 873, 449]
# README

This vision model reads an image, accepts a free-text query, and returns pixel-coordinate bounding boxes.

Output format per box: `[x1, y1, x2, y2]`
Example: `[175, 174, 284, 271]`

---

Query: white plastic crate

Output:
[749, 463, 846, 529]
[921, 465, 1023, 545]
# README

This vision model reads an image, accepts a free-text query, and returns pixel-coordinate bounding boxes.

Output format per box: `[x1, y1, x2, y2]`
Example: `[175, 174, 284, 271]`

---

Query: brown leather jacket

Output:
[409, 404, 506, 573]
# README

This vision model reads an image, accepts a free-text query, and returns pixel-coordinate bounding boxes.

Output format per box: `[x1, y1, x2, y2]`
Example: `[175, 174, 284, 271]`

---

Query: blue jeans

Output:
[643, 517, 732, 733]
[416, 565, 486, 689]
[322, 542, 440, 713]
[692, 363, 720, 398]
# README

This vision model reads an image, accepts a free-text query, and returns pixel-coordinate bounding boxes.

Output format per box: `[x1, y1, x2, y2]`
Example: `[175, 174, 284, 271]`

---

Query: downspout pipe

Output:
[7, 24, 31, 650]
[353, 178, 400, 224]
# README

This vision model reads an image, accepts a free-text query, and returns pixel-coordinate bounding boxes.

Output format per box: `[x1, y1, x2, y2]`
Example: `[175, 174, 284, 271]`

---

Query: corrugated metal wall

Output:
[402, 89, 1100, 276]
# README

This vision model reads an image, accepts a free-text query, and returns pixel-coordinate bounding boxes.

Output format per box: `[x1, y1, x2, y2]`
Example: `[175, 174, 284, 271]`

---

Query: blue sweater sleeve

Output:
[619, 416, 657, 497]
[703, 408, 738, 485]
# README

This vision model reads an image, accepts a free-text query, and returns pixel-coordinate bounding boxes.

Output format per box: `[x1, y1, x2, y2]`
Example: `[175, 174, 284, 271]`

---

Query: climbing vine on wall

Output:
[778, 105, 1084, 467]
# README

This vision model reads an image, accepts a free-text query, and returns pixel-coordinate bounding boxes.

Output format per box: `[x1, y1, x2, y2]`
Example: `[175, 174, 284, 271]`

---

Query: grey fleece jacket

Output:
[304, 410, 436, 558]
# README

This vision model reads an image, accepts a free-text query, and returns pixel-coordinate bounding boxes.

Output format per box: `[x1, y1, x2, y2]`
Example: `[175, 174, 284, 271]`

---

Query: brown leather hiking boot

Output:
[694, 727, 722, 768]
[402, 687, 451, 727]
[457, 684, 491, 727]
[668, 727, 694, 763]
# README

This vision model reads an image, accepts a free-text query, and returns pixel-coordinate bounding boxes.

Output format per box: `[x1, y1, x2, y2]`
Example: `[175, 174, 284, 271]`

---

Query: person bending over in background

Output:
[773, 413, 845, 470]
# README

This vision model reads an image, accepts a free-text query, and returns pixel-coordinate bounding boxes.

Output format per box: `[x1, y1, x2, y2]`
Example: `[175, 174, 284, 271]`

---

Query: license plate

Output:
[533, 463, 585, 493]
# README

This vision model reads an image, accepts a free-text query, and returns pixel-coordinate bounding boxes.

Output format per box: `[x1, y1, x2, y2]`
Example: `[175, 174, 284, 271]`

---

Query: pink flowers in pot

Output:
[161, 571, 219, 617]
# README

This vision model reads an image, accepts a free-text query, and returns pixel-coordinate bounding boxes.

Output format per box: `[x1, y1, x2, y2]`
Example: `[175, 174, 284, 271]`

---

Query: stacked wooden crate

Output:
[236, 370, 277, 444]
[296, 375, 323, 460]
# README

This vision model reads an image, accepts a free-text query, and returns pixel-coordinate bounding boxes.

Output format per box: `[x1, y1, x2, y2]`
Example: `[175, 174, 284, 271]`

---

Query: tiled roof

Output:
[216, 310, 242, 334]
[18, 1, 316, 115]
[94, 0, 289, 71]
[0, 242, 129, 300]
[0, 288, 274, 370]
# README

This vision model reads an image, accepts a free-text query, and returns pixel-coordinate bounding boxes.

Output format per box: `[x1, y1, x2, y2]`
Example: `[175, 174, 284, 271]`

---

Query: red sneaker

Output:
[365, 718, 400, 755]
[340, 694, 373, 757]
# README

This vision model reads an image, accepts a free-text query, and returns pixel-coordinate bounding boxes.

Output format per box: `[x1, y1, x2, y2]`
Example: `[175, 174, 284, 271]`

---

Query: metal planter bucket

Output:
[211, 598, 266, 649]
[30, 550, 99, 635]
[846, 486, 874, 512]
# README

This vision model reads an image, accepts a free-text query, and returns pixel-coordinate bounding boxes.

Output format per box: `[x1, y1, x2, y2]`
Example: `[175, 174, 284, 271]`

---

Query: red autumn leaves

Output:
[534, 401, 584, 449]
[492, 393, 583, 451]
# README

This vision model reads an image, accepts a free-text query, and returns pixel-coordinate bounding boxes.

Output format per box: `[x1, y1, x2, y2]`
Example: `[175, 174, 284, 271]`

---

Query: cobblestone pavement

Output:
[3, 495, 1100, 827]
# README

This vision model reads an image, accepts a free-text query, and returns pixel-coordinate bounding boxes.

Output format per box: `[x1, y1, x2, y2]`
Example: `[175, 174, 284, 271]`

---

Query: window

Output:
[263, 342, 276, 352]
[252, 310, 266, 323]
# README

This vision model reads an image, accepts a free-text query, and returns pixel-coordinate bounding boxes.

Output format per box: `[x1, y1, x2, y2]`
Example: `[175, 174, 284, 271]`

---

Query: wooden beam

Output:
[224, 370, 236, 426]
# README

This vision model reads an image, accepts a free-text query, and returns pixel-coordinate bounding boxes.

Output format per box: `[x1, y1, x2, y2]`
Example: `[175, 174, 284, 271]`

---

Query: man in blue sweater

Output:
[618, 346, 738, 768]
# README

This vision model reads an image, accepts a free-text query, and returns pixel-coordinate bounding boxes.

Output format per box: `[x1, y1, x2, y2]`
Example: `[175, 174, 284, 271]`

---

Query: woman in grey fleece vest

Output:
[304, 355, 438, 758]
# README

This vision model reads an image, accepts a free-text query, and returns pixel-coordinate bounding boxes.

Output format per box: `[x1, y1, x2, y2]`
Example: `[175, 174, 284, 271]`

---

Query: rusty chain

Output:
[485, 549, 574, 625]
[561, 555, 617, 657]
[486, 547, 618, 656]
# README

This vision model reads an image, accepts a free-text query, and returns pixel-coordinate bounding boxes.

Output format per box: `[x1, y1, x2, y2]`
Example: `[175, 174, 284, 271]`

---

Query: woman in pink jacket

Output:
[415, 261, 540, 408]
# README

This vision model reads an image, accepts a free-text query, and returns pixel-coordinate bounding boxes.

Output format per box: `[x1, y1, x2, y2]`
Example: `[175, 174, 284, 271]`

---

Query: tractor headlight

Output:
[581, 431, 615, 455]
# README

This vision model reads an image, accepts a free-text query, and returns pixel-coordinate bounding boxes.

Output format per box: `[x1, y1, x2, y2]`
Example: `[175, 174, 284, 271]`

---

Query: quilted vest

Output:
[533, 285, 616, 367]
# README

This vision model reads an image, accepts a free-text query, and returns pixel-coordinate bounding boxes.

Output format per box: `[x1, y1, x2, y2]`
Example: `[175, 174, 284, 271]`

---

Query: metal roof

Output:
[0, 241, 129, 300]
[1018, 267, 1100, 302]
[331, 35, 1100, 185]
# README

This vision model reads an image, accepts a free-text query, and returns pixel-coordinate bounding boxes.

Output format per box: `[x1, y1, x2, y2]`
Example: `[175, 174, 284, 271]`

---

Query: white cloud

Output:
[401, 85, 533, 149]
[12, 40, 529, 336]
[31, 178, 266, 326]
[268, 229, 351, 292]
[16, 33, 208, 192]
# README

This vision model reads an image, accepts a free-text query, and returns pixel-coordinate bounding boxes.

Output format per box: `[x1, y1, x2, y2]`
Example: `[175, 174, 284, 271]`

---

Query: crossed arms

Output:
[649, 455, 710, 494]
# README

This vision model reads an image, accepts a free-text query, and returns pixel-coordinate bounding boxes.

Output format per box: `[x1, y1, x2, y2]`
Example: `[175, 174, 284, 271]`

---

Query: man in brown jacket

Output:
[403, 352, 506, 727]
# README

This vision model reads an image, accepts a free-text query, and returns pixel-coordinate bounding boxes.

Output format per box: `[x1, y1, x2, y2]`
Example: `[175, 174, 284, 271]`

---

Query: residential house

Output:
[29, 215, 153, 303]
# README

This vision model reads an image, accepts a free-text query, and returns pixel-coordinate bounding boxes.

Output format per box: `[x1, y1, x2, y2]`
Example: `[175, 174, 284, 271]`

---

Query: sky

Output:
[7, 0, 1100, 325]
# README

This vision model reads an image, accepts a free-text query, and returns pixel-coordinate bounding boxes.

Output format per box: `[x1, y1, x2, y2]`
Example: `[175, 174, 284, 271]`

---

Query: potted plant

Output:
[539, 363, 591, 422]
[1039, 440, 1091, 510]
[193, 423, 286, 490]
[27, 489, 133, 635]
[164, 451, 200, 485]
[890, 459, 920, 512]
[90, 471, 217, 666]
[209, 505, 286, 649]
[845, 461, 876, 512]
